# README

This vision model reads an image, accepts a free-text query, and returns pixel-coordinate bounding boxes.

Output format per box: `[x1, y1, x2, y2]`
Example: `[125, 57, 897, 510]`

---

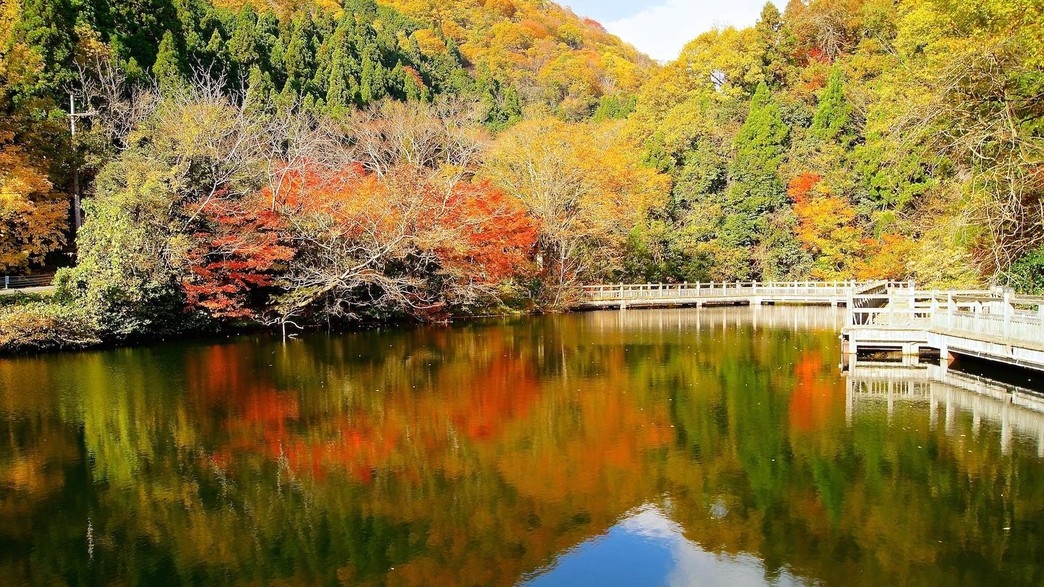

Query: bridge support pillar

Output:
[937, 342, 952, 371]
[751, 296, 763, 306]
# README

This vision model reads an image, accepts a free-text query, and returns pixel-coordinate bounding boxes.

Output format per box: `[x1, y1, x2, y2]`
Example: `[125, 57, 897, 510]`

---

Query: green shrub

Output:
[0, 302, 101, 353]
[0, 291, 53, 309]
[1006, 246, 1044, 295]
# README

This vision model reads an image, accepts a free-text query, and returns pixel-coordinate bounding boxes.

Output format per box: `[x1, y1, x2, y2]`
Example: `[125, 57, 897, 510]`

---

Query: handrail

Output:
[2, 273, 55, 290]
[581, 280, 908, 301]
[846, 288, 1044, 346]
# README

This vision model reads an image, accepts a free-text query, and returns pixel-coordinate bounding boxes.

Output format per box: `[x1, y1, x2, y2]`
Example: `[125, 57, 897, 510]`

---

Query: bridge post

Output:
[1004, 291, 1012, 338]
[947, 293, 954, 329]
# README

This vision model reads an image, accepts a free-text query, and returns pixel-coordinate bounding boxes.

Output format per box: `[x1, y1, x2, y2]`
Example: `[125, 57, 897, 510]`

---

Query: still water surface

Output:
[1, 308, 1043, 586]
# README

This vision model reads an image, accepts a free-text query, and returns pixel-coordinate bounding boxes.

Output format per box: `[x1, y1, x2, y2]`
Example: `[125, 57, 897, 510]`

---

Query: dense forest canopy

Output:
[1, 0, 1043, 348]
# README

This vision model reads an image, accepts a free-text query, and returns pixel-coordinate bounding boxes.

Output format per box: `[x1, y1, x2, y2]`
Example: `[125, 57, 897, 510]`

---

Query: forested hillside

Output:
[1, 0, 1042, 351]
[626, 0, 1043, 289]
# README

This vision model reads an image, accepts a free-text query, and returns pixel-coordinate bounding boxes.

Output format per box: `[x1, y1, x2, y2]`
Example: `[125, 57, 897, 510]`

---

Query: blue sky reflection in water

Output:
[523, 505, 809, 587]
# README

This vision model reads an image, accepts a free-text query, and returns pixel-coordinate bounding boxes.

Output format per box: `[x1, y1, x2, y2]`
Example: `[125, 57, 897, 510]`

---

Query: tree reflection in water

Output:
[0, 307, 1042, 586]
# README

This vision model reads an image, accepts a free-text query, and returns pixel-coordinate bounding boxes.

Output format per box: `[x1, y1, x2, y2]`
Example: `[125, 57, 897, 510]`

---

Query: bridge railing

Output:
[848, 289, 1044, 345]
[932, 302, 1044, 343]
[582, 280, 908, 302]
[847, 290, 995, 327]
[2, 274, 55, 290]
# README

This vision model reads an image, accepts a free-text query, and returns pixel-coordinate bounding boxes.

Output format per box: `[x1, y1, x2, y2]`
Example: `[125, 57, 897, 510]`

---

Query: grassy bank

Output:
[0, 293, 102, 353]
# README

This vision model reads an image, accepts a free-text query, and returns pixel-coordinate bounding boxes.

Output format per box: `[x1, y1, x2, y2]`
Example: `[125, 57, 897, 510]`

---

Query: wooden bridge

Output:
[577, 280, 1044, 374]
[842, 286, 1044, 372]
[577, 280, 907, 310]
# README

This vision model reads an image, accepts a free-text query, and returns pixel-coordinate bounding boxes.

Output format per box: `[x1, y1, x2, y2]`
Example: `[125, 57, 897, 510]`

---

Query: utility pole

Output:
[70, 93, 82, 231]
[68, 93, 94, 231]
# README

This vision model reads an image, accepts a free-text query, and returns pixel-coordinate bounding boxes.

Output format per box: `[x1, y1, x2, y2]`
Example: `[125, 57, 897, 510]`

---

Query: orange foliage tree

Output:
[182, 193, 295, 319]
[854, 233, 916, 280]
[271, 160, 536, 324]
[788, 172, 862, 280]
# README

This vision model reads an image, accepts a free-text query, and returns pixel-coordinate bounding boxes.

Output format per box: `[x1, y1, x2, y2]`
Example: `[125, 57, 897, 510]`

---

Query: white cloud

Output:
[604, 0, 769, 62]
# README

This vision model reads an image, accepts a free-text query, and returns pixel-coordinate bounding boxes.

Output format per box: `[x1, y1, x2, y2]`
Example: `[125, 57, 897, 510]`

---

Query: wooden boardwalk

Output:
[576, 279, 1044, 373]
[577, 280, 904, 310]
[843, 287, 1044, 371]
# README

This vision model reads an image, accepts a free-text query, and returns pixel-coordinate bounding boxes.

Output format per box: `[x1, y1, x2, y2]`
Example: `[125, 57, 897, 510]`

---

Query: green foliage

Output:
[152, 30, 185, 92]
[480, 76, 523, 130]
[0, 299, 99, 352]
[592, 93, 637, 122]
[722, 83, 793, 279]
[8, 0, 76, 102]
[1005, 246, 1044, 294]
[811, 67, 850, 143]
[56, 151, 195, 339]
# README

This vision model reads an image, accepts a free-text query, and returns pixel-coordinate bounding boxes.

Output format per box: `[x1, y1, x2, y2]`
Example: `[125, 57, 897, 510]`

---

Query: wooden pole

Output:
[70, 93, 82, 231]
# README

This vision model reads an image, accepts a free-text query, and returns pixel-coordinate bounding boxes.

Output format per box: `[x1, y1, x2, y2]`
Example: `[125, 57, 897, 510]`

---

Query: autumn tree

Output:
[891, 0, 1044, 276]
[0, 0, 71, 272]
[58, 82, 270, 337]
[788, 172, 861, 279]
[484, 117, 668, 307]
[0, 132, 67, 272]
[271, 99, 537, 326]
[182, 194, 294, 319]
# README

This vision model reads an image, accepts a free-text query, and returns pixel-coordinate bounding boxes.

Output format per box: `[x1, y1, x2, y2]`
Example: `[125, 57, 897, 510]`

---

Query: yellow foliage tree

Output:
[483, 118, 669, 306]
[0, 133, 67, 272]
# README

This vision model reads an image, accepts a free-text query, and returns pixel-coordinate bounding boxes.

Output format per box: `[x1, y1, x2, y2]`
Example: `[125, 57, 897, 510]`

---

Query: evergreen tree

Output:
[153, 30, 185, 92]
[721, 82, 791, 278]
[754, 2, 792, 89]
[325, 49, 353, 114]
[283, 12, 315, 94]
[244, 65, 275, 117]
[11, 0, 77, 99]
[730, 83, 789, 213]
[227, 6, 260, 74]
[480, 76, 523, 130]
[812, 67, 851, 142]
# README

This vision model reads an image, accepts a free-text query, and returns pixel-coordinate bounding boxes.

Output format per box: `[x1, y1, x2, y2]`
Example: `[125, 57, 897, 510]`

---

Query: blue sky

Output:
[559, 1, 769, 62]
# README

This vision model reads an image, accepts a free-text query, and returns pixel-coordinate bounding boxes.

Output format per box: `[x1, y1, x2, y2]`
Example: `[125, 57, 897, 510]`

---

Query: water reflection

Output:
[846, 363, 1044, 456]
[0, 308, 1042, 586]
[523, 504, 810, 587]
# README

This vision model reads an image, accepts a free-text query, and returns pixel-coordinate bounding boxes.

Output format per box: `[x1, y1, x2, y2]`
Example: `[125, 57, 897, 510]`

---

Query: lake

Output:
[1, 307, 1043, 586]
